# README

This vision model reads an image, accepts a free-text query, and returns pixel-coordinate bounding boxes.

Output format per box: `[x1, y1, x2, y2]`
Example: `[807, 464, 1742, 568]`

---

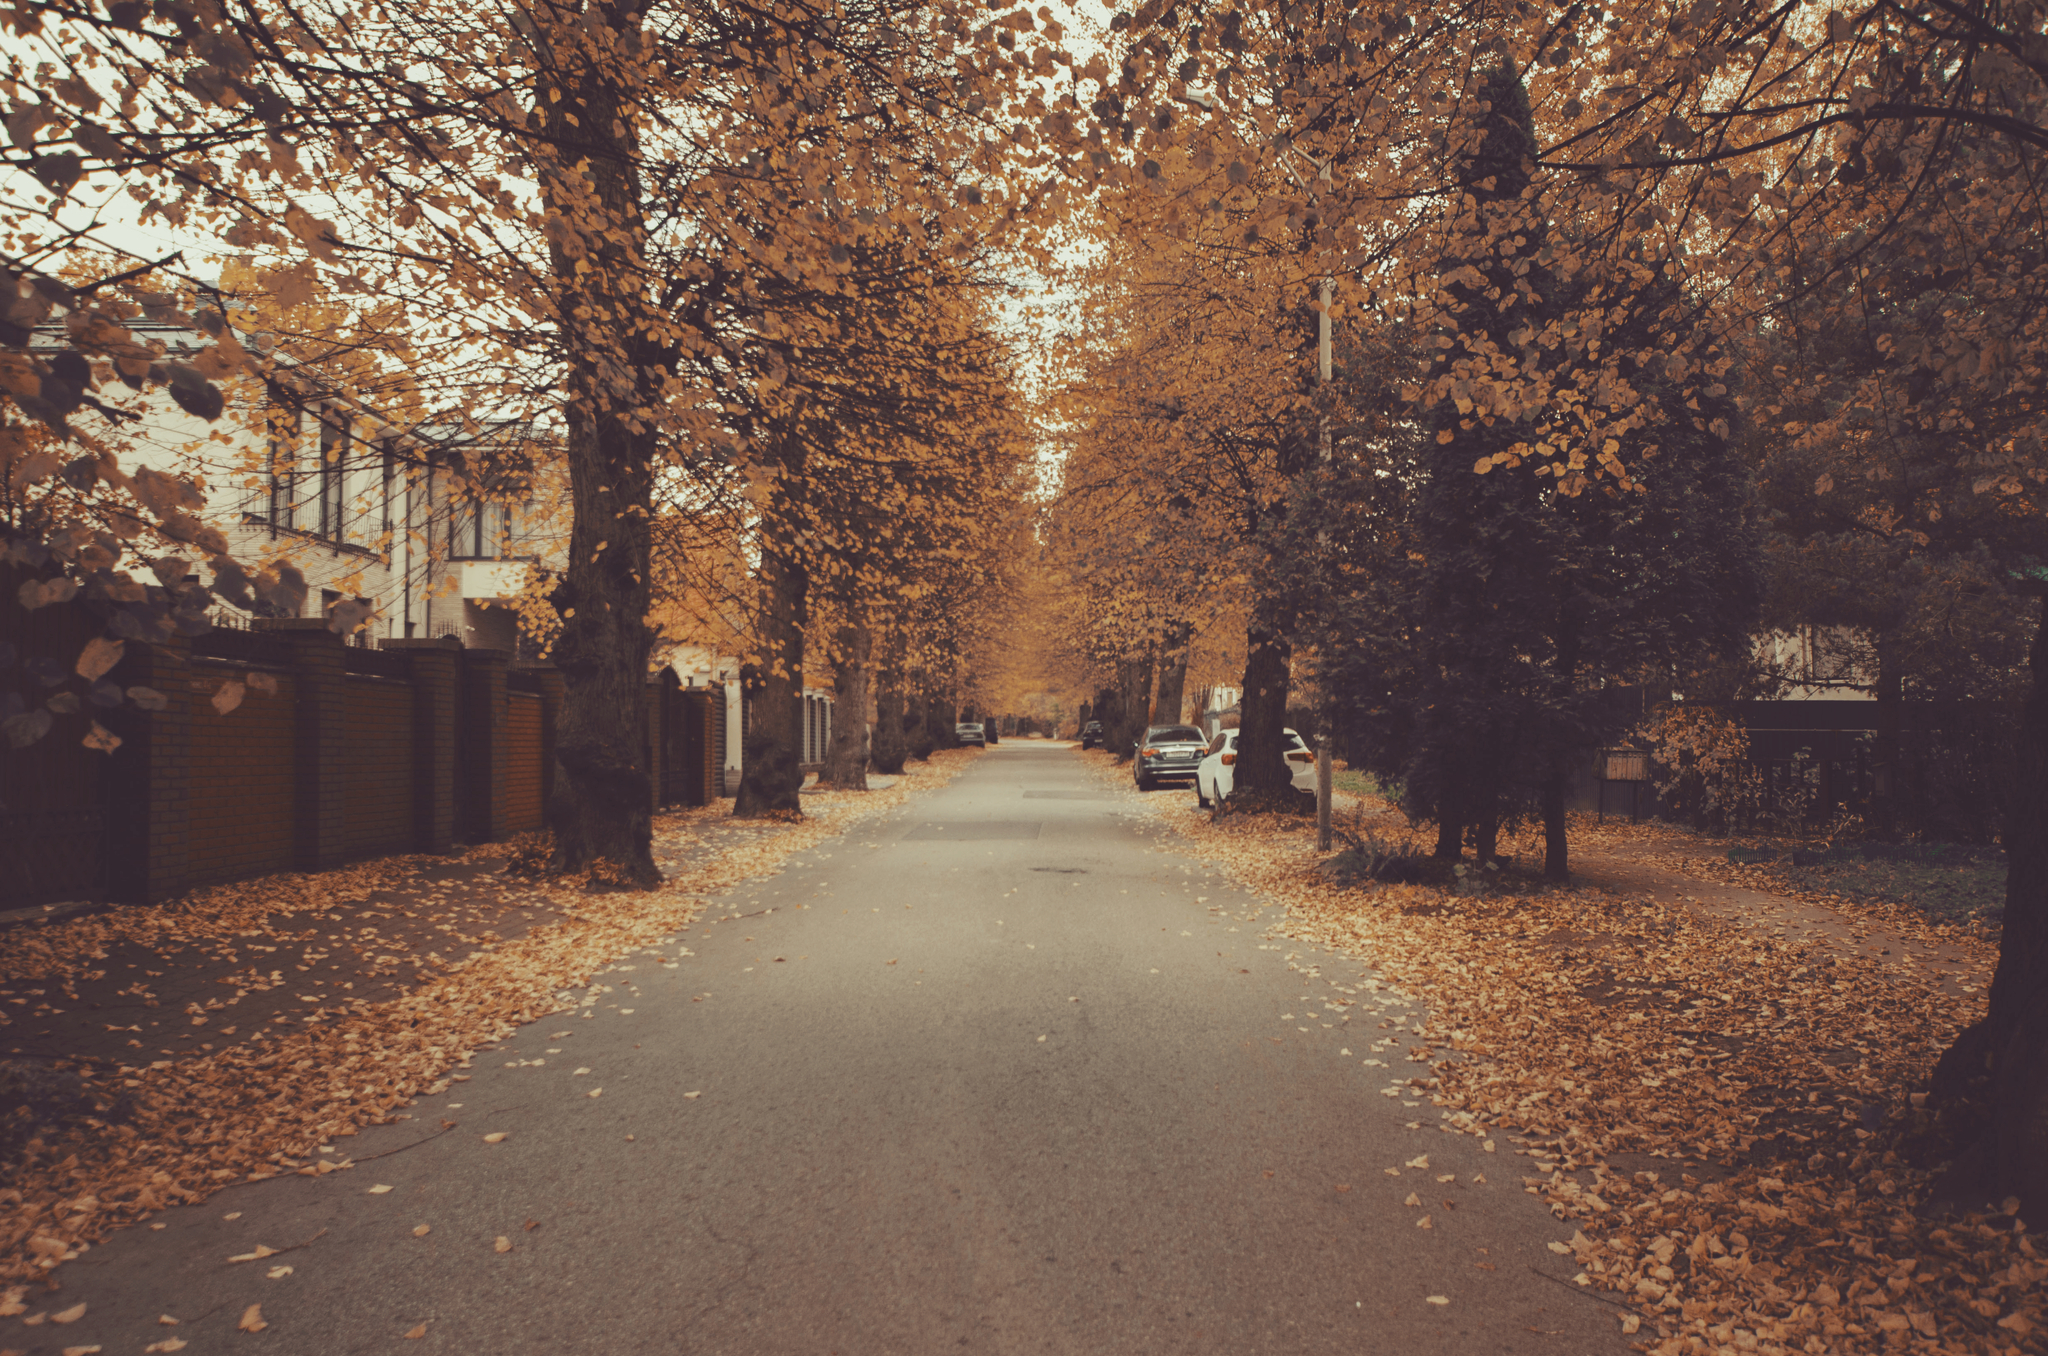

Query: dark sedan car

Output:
[955, 722, 986, 747]
[1133, 724, 1209, 790]
[1079, 720, 1104, 749]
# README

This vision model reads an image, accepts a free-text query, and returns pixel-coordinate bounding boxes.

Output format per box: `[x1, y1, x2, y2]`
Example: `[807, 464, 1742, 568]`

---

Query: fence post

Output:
[458, 648, 511, 843]
[383, 637, 460, 854]
[108, 632, 192, 903]
[256, 619, 349, 872]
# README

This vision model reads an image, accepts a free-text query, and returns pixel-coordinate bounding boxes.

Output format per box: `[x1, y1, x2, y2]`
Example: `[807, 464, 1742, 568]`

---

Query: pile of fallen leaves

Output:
[0, 750, 978, 1286]
[1083, 753, 2040, 1356]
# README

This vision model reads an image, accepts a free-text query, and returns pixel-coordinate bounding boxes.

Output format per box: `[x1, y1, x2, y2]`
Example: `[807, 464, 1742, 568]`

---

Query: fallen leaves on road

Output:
[403, 1322, 427, 1339]
[237, 1304, 266, 1333]
[482, 1132, 508, 1144]
[1082, 751, 2040, 1356]
[0, 750, 980, 1285]
[227, 1244, 278, 1263]
[412, 1224, 430, 1237]
[50, 1301, 83, 1323]
[494, 1236, 511, 1253]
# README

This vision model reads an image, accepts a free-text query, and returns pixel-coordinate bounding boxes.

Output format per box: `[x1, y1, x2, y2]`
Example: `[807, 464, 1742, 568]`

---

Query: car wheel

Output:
[1195, 781, 1210, 809]
[1135, 773, 1154, 792]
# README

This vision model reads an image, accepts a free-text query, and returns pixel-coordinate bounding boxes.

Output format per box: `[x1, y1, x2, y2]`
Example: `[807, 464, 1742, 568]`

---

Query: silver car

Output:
[1133, 724, 1209, 790]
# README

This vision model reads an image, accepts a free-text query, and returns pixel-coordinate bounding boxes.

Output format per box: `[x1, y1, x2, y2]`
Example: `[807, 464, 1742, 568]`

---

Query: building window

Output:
[265, 399, 300, 531]
[318, 410, 349, 540]
[450, 496, 504, 559]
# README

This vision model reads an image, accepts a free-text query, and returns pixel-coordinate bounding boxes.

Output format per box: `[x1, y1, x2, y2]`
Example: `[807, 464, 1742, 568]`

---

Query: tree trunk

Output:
[927, 665, 959, 750]
[1871, 635, 1903, 839]
[819, 620, 871, 790]
[1472, 799, 1500, 864]
[1542, 775, 1568, 880]
[538, 36, 659, 887]
[733, 516, 806, 817]
[1154, 620, 1192, 726]
[1233, 618, 1297, 799]
[1434, 812, 1463, 860]
[905, 674, 936, 761]
[1934, 597, 2048, 1222]
[1111, 650, 1155, 760]
[872, 637, 908, 775]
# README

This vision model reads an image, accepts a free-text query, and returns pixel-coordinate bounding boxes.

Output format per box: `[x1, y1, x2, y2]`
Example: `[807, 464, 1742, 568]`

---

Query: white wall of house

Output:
[1759, 629, 1873, 701]
[51, 318, 556, 648]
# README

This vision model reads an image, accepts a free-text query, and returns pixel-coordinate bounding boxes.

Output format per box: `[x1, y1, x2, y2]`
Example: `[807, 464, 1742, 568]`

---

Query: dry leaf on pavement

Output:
[237, 1304, 266, 1333]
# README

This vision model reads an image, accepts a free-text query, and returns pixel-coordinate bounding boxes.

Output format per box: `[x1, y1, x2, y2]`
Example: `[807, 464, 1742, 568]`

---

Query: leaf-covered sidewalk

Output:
[0, 751, 979, 1294]
[1084, 753, 2042, 1356]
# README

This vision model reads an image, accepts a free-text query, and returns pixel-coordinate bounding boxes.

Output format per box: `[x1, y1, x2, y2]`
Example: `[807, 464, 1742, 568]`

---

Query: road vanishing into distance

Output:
[51, 743, 1627, 1354]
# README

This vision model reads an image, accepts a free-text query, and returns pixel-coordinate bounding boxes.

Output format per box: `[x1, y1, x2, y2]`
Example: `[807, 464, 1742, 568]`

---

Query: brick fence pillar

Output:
[458, 648, 511, 843]
[108, 632, 191, 903]
[384, 637, 460, 854]
[257, 619, 348, 872]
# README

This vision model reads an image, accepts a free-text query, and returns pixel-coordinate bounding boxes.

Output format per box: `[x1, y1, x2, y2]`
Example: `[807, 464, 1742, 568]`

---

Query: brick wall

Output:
[4, 597, 570, 907]
[183, 664, 299, 888]
[341, 676, 416, 859]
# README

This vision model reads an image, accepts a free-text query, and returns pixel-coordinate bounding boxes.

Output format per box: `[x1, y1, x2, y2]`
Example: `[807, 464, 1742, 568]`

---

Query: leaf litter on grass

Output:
[1078, 750, 2041, 1356]
[0, 750, 980, 1285]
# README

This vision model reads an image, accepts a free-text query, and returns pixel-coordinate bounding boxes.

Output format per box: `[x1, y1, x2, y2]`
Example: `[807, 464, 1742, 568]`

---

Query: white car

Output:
[1195, 727, 1315, 808]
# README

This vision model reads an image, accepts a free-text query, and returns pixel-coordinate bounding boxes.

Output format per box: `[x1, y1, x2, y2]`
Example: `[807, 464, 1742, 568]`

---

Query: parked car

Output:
[1195, 727, 1314, 807]
[1133, 724, 1210, 791]
[1079, 720, 1103, 749]
[955, 722, 986, 747]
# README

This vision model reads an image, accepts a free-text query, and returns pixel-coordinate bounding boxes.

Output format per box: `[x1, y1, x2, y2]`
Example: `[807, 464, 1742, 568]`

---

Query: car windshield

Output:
[1146, 726, 1204, 743]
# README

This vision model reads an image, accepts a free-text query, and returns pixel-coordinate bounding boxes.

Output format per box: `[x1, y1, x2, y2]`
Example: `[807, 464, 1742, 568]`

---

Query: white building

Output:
[44, 314, 558, 650]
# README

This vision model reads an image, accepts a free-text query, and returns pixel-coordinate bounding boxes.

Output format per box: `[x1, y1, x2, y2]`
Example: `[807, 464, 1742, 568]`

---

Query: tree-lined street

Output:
[34, 742, 1618, 1354]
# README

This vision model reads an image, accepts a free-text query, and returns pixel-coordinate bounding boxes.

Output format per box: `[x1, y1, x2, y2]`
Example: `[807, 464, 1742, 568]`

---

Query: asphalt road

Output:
[40, 743, 1629, 1355]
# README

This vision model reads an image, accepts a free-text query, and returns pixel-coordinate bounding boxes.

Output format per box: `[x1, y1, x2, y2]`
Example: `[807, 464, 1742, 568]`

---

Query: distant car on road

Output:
[955, 722, 986, 747]
[1195, 727, 1314, 807]
[1079, 720, 1104, 749]
[1133, 724, 1210, 791]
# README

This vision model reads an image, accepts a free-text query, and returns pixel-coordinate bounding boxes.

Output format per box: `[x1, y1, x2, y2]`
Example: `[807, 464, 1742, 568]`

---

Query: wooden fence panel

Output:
[504, 691, 544, 832]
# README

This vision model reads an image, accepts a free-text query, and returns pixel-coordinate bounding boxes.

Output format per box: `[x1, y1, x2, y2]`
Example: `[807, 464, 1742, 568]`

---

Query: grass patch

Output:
[1331, 769, 1393, 799]
[1779, 845, 2006, 923]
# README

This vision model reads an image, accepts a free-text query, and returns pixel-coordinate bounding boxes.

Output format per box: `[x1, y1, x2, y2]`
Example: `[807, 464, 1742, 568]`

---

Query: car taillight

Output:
[1142, 746, 1159, 756]
[1220, 753, 1236, 765]
[1287, 750, 1312, 762]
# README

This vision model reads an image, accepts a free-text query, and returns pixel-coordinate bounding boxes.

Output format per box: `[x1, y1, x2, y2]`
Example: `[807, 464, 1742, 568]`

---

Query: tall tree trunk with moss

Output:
[1935, 595, 2048, 1221]
[905, 671, 936, 761]
[871, 630, 908, 775]
[734, 480, 807, 817]
[819, 620, 871, 790]
[539, 25, 660, 886]
[1153, 620, 1192, 726]
[1232, 613, 1298, 801]
[1109, 649, 1155, 760]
